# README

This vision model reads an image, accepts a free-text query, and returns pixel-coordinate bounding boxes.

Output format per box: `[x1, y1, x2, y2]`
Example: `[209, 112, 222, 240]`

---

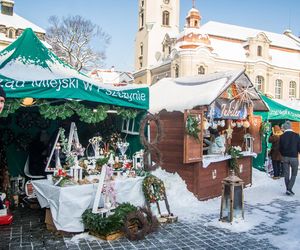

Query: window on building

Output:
[168, 46, 171, 55]
[257, 46, 262, 56]
[141, 0, 144, 7]
[275, 79, 283, 99]
[162, 11, 170, 26]
[255, 75, 264, 92]
[289, 81, 297, 99]
[198, 66, 205, 75]
[139, 57, 143, 68]
[140, 11, 144, 28]
[7, 28, 15, 39]
[175, 64, 179, 78]
[140, 43, 143, 56]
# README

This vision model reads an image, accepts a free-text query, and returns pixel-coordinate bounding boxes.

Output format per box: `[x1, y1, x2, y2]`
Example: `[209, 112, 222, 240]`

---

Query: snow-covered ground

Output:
[153, 167, 300, 249]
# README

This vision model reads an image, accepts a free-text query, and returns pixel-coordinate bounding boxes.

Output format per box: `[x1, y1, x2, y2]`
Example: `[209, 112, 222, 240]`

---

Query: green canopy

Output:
[253, 94, 300, 171]
[256, 94, 300, 122]
[0, 28, 148, 110]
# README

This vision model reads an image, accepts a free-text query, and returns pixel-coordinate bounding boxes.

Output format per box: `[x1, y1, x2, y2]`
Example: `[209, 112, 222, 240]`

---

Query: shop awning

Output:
[257, 94, 300, 121]
[0, 28, 148, 110]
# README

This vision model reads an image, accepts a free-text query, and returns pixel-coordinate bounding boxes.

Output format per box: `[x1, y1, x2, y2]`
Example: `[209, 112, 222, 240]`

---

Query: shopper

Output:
[279, 121, 300, 195]
[268, 125, 283, 179]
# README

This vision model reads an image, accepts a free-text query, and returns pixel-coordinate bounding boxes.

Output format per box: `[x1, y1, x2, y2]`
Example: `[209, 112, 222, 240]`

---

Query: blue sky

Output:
[14, 0, 300, 72]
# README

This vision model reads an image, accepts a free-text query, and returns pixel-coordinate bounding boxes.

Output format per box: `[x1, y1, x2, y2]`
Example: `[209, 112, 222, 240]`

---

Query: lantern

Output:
[244, 133, 254, 152]
[220, 174, 244, 222]
[133, 150, 144, 169]
[70, 158, 83, 182]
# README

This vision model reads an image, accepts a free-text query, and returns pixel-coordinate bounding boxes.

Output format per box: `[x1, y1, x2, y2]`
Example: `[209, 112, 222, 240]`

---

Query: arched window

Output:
[141, 0, 144, 7]
[175, 64, 179, 78]
[289, 81, 297, 99]
[198, 66, 205, 75]
[257, 46, 262, 56]
[162, 11, 170, 26]
[255, 75, 264, 92]
[7, 28, 14, 39]
[275, 79, 283, 99]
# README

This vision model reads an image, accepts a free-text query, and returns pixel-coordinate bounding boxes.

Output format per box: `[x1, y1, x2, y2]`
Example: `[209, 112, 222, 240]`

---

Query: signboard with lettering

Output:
[209, 99, 247, 120]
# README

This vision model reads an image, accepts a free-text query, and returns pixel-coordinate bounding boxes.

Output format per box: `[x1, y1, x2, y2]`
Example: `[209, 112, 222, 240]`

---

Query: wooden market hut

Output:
[149, 70, 269, 200]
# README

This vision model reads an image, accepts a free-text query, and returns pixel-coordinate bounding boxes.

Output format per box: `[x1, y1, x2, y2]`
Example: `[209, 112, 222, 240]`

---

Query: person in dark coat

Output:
[268, 125, 283, 179]
[279, 121, 300, 195]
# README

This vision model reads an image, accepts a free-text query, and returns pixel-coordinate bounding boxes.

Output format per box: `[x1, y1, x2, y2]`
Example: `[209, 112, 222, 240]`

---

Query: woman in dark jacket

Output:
[268, 125, 283, 179]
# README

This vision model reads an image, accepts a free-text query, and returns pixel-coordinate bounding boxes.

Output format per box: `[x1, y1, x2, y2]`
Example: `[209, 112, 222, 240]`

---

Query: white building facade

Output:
[0, 0, 45, 50]
[133, 0, 300, 100]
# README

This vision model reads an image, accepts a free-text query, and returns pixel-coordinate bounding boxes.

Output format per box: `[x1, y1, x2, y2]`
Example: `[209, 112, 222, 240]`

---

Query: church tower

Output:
[134, 0, 180, 84]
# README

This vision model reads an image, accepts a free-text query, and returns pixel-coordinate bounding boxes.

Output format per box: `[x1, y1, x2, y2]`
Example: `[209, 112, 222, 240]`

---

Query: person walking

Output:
[268, 125, 283, 179]
[279, 120, 300, 195]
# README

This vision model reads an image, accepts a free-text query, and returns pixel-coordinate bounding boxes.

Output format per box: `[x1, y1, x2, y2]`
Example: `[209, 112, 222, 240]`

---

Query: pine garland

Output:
[0, 99, 21, 118]
[115, 106, 138, 119]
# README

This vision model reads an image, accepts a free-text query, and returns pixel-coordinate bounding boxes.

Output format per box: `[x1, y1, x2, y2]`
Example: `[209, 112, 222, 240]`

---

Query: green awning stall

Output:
[253, 94, 300, 170]
[0, 28, 149, 177]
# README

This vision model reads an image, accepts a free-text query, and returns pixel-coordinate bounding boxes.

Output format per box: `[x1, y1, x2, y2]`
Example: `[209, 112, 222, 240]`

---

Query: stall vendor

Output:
[204, 128, 226, 155]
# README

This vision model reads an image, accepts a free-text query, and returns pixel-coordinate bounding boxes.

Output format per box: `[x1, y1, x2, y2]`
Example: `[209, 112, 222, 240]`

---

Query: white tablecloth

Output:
[202, 151, 257, 168]
[32, 176, 145, 232]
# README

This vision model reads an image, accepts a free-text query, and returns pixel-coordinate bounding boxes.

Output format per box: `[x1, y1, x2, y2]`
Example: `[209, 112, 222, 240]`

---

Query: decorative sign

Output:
[210, 99, 247, 120]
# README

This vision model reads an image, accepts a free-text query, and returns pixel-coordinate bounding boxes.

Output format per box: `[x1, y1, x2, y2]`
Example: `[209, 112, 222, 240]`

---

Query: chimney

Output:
[1, 0, 14, 16]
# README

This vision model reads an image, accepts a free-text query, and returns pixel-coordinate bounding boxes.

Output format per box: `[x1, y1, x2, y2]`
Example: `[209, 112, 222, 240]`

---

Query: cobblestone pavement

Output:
[2, 198, 298, 250]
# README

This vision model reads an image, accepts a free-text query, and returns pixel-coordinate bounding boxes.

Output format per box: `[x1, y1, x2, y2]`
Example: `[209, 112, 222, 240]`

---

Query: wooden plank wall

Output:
[151, 111, 252, 200]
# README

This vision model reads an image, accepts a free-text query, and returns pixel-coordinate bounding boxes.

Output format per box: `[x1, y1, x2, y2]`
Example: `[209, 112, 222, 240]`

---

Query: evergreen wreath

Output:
[185, 114, 201, 142]
[142, 175, 166, 203]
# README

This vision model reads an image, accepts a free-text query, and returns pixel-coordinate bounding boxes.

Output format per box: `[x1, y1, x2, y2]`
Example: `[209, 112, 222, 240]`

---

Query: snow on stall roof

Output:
[0, 12, 45, 33]
[200, 21, 300, 51]
[149, 70, 244, 114]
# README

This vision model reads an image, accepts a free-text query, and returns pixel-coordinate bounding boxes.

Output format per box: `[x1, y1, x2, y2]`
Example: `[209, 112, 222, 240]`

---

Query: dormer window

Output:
[198, 66, 205, 75]
[162, 11, 170, 26]
[257, 45, 262, 56]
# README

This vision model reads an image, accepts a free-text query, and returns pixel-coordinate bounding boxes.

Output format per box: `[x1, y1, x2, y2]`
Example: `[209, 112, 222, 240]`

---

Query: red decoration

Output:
[0, 213, 13, 225]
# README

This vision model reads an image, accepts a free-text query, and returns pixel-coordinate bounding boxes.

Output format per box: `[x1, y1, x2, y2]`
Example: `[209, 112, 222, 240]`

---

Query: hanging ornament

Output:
[243, 120, 250, 128]
[226, 126, 233, 139]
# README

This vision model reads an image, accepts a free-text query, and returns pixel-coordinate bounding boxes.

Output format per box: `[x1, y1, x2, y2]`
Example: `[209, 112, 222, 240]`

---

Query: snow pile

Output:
[152, 167, 220, 220]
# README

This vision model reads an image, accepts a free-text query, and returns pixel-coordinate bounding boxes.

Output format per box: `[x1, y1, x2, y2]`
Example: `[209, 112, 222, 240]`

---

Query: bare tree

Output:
[46, 15, 111, 72]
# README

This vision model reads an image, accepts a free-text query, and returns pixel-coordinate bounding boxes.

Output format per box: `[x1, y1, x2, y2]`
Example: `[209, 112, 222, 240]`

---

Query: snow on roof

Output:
[149, 70, 244, 114]
[0, 12, 45, 33]
[200, 21, 300, 51]
[206, 37, 300, 69]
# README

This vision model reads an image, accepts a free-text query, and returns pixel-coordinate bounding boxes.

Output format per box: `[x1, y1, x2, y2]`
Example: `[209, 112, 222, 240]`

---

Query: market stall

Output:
[253, 94, 300, 171]
[148, 70, 268, 200]
[0, 28, 149, 179]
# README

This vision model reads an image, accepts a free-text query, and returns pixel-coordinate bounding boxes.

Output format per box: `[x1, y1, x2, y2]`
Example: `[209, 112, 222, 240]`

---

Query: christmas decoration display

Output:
[185, 114, 201, 142]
